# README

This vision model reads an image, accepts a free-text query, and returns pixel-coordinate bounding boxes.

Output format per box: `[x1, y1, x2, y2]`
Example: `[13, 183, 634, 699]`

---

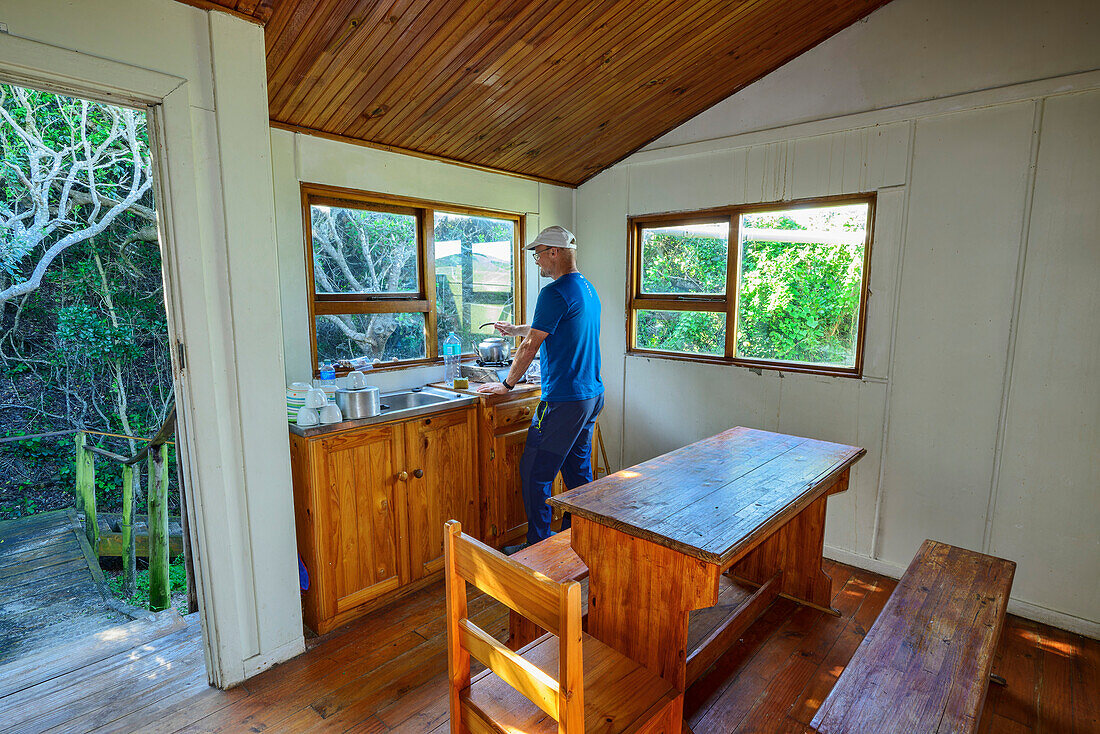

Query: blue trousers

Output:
[520, 394, 604, 545]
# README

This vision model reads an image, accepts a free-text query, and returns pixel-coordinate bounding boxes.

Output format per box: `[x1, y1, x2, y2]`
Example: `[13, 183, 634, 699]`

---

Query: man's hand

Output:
[476, 381, 511, 395]
[493, 321, 524, 337]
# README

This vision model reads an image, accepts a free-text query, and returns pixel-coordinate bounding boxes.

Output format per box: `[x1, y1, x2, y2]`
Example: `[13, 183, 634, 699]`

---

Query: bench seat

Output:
[507, 530, 589, 650]
[810, 539, 1015, 734]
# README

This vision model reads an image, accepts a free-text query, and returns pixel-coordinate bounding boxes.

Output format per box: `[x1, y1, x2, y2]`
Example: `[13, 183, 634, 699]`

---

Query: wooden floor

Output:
[0, 509, 132, 665]
[0, 559, 1095, 733]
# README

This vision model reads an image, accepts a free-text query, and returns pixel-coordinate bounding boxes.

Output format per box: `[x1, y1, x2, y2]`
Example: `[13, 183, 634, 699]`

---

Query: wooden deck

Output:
[0, 559, 1095, 733]
[0, 509, 140, 665]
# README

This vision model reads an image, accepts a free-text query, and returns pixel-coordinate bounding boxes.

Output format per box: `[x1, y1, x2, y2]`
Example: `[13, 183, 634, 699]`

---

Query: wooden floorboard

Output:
[0, 561, 1094, 734]
[0, 510, 136, 666]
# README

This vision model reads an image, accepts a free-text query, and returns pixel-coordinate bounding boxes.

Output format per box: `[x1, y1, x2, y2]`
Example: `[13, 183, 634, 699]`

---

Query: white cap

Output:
[526, 225, 576, 250]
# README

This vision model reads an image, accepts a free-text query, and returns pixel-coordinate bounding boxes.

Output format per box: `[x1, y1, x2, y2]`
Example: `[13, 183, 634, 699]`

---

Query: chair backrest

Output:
[445, 520, 584, 733]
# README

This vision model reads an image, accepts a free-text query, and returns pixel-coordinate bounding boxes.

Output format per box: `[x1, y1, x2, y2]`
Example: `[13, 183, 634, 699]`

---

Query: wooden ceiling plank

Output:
[398, 0, 672, 156]
[466, 0, 737, 170]
[265, 0, 325, 69]
[526, 1, 837, 178]
[241, 0, 894, 185]
[301, 0, 479, 131]
[503, 0, 839, 176]
[281, 0, 428, 127]
[537, 1, 885, 181]
[268, 0, 372, 119]
[390, 0, 647, 152]
[454, 0, 731, 166]
[361, 0, 568, 143]
[318, 0, 490, 134]
[519, 0, 801, 173]
[260, 0, 300, 52]
[334, 0, 526, 137]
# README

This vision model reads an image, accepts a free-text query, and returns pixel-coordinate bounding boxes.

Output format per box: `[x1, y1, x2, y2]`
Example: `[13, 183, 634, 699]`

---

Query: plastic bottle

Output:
[442, 332, 462, 386]
[318, 361, 337, 401]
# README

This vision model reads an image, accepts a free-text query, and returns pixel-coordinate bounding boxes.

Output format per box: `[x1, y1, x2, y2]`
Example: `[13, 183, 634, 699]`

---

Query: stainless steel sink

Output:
[289, 385, 476, 438]
[380, 391, 451, 412]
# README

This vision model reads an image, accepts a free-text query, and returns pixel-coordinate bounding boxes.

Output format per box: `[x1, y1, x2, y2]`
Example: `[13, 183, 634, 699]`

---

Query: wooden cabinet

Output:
[404, 409, 478, 580]
[290, 405, 476, 634]
[433, 384, 595, 549]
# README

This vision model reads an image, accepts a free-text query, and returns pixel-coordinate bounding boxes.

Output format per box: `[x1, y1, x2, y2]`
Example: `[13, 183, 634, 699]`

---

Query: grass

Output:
[105, 554, 190, 615]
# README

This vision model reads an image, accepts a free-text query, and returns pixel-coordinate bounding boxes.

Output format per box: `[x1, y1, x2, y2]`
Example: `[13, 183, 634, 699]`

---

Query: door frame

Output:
[0, 28, 304, 687]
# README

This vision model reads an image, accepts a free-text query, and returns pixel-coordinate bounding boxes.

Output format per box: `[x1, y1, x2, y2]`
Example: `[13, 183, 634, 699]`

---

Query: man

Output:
[477, 225, 603, 551]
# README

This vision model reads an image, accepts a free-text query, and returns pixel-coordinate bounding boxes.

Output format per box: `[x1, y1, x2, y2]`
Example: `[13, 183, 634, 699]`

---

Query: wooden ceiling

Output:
[176, 0, 891, 186]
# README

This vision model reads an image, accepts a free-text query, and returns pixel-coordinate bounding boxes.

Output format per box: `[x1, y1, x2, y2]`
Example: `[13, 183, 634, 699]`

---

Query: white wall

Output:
[0, 0, 302, 686]
[271, 129, 574, 390]
[577, 0, 1100, 636]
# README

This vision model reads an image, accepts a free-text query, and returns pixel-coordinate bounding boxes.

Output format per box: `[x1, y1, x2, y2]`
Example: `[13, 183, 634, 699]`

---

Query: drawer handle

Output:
[413, 468, 424, 479]
[398, 471, 409, 481]
[522, 406, 531, 416]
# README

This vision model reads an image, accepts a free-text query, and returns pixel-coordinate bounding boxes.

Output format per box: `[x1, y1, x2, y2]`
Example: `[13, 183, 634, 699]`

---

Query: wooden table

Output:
[549, 426, 865, 726]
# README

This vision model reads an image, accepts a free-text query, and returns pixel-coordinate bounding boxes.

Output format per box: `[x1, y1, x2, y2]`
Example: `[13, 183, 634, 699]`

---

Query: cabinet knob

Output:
[413, 468, 424, 479]
[522, 406, 532, 416]
[398, 471, 409, 481]
[379, 499, 389, 510]
[378, 566, 386, 577]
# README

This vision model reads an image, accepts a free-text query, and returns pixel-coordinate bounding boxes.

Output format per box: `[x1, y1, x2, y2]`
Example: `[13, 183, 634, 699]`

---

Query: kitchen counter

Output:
[428, 380, 541, 405]
[288, 386, 478, 438]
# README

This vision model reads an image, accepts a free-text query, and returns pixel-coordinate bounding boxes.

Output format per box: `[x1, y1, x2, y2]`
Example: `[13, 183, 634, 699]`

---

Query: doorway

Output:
[0, 79, 204, 666]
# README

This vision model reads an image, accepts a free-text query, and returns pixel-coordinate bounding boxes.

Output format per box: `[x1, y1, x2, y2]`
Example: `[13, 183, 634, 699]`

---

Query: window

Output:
[304, 185, 524, 372]
[627, 196, 873, 376]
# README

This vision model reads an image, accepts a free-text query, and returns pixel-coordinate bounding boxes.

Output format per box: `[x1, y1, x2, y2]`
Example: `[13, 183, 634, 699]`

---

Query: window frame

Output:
[626, 193, 875, 378]
[302, 183, 526, 374]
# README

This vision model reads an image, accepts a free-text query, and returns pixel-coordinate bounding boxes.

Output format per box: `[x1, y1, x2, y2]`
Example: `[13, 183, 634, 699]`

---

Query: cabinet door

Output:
[499, 427, 529, 544]
[405, 408, 478, 578]
[319, 425, 406, 616]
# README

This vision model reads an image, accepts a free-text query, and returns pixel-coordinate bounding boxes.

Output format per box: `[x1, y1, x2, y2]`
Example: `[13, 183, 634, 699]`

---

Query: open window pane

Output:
[434, 212, 516, 353]
[635, 310, 725, 356]
[315, 313, 426, 364]
[735, 203, 868, 368]
[640, 221, 728, 295]
[310, 205, 419, 295]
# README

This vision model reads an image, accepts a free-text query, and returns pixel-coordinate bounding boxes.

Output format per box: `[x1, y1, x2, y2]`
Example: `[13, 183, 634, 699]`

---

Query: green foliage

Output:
[1, 82, 174, 520]
[106, 554, 188, 612]
[635, 209, 866, 366]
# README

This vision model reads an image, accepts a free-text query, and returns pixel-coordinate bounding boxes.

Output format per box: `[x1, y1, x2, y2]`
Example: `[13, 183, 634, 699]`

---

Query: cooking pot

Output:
[475, 336, 511, 363]
[335, 385, 381, 419]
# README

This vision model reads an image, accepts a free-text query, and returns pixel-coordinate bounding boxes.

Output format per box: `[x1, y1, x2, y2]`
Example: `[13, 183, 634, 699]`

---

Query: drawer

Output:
[495, 397, 541, 433]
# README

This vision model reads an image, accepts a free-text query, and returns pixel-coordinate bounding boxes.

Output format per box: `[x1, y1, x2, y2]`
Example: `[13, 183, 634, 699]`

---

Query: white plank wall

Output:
[579, 0, 1100, 635]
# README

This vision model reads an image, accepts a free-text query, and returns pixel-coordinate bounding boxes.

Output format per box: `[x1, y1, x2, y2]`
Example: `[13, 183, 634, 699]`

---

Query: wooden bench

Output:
[810, 539, 1015, 734]
[507, 529, 589, 650]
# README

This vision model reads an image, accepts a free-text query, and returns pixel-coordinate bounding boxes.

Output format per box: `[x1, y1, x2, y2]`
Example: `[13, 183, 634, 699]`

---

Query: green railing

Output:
[76, 406, 177, 611]
[1, 407, 178, 612]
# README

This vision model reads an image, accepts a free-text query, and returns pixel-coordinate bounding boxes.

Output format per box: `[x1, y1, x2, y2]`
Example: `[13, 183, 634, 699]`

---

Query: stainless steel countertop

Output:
[288, 386, 476, 438]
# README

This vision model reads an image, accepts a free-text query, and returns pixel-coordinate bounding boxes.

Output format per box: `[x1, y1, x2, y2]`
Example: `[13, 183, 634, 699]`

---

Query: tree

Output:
[1, 83, 171, 521]
[0, 85, 154, 311]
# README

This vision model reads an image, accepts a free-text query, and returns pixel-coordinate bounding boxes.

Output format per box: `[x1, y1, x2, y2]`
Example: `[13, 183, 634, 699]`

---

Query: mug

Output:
[346, 370, 368, 389]
[296, 406, 320, 426]
[304, 387, 329, 409]
[318, 403, 343, 424]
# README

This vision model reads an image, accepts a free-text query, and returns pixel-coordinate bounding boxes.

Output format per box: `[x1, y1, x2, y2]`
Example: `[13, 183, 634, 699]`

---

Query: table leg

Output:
[570, 517, 721, 692]
[728, 493, 836, 610]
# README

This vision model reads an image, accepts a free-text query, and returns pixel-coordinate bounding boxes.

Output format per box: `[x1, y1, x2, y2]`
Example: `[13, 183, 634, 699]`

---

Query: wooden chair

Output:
[445, 520, 680, 734]
[507, 529, 589, 650]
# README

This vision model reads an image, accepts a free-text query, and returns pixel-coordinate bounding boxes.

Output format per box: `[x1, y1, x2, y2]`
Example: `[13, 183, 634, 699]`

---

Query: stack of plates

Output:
[286, 383, 311, 423]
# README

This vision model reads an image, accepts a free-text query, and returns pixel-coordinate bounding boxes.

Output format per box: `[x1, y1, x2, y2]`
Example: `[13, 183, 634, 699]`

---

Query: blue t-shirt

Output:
[530, 273, 603, 401]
